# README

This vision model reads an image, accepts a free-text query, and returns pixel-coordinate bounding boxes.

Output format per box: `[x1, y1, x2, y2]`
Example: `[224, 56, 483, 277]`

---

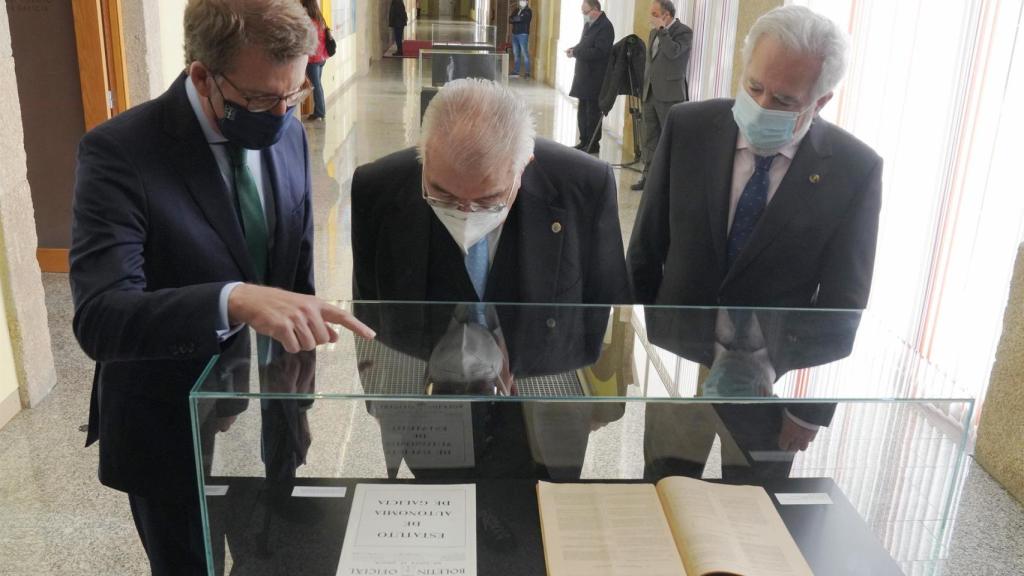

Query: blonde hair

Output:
[419, 79, 536, 175]
[184, 0, 317, 73]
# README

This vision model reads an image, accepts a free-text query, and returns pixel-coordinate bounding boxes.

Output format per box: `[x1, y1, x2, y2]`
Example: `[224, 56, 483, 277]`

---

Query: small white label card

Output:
[292, 486, 348, 498]
[775, 492, 834, 506]
[204, 485, 229, 497]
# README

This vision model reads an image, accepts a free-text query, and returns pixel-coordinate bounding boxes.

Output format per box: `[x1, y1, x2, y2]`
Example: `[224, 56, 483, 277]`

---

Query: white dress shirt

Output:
[727, 131, 805, 232]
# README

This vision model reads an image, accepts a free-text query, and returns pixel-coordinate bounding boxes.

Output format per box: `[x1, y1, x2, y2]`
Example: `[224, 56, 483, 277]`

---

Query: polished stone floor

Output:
[0, 57, 1021, 575]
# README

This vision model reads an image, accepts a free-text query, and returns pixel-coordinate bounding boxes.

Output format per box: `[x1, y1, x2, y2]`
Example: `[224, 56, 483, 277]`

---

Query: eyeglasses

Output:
[214, 73, 312, 113]
[421, 171, 520, 213]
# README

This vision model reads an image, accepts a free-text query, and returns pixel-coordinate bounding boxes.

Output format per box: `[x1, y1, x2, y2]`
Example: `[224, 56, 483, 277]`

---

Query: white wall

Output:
[158, 0, 187, 88]
[0, 276, 21, 426]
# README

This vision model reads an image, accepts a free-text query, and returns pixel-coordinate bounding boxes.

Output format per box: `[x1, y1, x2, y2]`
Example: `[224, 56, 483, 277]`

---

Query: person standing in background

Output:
[566, 0, 614, 154]
[510, 1, 533, 78]
[632, 0, 692, 191]
[389, 0, 409, 57]
[301, 0, 329, 121]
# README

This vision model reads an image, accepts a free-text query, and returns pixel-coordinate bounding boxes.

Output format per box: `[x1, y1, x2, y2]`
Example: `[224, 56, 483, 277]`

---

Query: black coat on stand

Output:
[598, 34, 646, 114]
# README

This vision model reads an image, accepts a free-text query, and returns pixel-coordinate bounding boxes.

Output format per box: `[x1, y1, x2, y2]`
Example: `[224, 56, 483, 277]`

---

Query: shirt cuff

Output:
[784, 409, 821, 431]
[216, 282, 246, 342]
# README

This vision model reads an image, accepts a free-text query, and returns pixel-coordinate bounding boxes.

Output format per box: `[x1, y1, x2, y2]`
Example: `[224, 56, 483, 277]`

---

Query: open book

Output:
[537, 477, 812, 576]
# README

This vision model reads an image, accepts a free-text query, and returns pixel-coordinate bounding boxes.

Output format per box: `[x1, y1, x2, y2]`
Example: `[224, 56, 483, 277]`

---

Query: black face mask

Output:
[216, 98, 294, 150]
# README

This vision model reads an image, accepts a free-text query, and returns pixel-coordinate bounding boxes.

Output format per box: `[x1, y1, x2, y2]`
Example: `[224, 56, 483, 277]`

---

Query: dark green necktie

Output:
[226, 143, 269, 283]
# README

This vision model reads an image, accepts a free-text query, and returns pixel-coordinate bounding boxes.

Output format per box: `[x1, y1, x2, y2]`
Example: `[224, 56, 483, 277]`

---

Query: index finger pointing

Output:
[321, 303, 376, 340]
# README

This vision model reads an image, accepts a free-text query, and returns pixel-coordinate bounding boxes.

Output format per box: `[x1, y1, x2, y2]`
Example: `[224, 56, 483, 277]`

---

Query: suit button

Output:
[551, 221, 562, 234]
[546, 318, 557, 329]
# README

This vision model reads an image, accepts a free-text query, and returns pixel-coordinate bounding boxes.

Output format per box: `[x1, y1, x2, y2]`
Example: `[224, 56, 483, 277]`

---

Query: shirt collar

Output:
[185, 76, 229, 145]
[735, 124, 808, 161]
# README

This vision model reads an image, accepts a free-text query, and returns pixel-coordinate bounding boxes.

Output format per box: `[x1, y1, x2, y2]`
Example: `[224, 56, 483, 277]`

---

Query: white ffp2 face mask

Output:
[431, 205, 510, 253]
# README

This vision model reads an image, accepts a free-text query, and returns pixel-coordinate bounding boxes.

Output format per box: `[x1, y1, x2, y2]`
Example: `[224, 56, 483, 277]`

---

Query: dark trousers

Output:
[642, 97, 679, 175]
[577, 97, 602, 149]
[393, 26, 405, 55]
[129, 492, 206, 576]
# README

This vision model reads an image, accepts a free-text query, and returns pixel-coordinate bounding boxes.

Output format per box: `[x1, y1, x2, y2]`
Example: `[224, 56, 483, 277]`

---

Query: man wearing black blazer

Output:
[629, 6, 882, 473]
[70, 1, 371, 573]
[352, 78, 630, 306]
[566, 0, 615, 153]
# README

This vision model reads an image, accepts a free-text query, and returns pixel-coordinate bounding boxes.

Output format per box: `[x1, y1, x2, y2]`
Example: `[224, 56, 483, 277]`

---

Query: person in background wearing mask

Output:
[628, 4, 882, 312]
[351, 78, 630, 306]
[566, 0, 614, 154]
[631, 0, 692, 191]
[70, 1, 374, 572]
[300, 0, 329, 120]
[509, 0, 533, 78]
[389, 0, 409, 57]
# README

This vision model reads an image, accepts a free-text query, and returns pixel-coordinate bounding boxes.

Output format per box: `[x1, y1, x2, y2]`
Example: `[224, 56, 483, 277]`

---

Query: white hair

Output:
[741, 5, 849, 99]
[419, 79, 536, 175]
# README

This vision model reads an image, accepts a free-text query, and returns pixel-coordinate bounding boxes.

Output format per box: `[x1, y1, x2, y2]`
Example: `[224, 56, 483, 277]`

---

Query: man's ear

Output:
[189, 62, 213, 99]
[814, 90, 834, 115]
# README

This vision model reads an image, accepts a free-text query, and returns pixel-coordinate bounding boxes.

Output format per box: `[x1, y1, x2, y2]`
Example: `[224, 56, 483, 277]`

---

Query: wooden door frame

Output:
[46, 0, 130, 272]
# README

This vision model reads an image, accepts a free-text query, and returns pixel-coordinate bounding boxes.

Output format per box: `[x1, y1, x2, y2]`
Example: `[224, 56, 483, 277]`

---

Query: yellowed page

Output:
[537, 481, 688, 576]
[656, 476, 812, 576]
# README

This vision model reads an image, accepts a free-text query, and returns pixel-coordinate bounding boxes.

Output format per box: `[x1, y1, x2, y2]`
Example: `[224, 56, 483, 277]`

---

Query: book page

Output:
[536, 482, 687, 576]
[656, 476, 812, 576]
[336, 483, 476, 576]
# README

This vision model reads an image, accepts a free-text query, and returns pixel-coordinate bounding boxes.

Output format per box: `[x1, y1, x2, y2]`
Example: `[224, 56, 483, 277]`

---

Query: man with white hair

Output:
[628, 6, 883, 478]
[352, 78, 630, 305]
[629, 5, 882, 310]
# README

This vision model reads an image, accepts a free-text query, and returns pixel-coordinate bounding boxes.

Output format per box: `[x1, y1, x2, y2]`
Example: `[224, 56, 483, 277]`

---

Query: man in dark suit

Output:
[388, 0, 409, 56]
[566, 0, 614, 154]
[70, 1, 372, 573]
[632, 0, 692, 191]
[352, 78, 630, 306]
[629, 6, 882, 473]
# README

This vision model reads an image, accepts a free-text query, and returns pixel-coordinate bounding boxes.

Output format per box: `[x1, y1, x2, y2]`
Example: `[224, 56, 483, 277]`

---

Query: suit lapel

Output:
[706, 108, 739, 272]
[262, 144, 300, 286]
[162, 76, 257, 282]
[515, 162, 567, 302]
[725, 119, 833, 283]
[383, 171, 431, 301]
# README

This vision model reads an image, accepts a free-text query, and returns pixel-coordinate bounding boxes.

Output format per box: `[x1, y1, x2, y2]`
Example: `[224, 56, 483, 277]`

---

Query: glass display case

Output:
[429, 22, 498, 51]
[190, 303, 973, 576]
[417, 50, 509, 121]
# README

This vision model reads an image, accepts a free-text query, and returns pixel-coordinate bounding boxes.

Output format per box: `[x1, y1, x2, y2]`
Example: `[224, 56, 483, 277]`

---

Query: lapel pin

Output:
[551, 221, 563, 234]
[809, 174, 821, 184]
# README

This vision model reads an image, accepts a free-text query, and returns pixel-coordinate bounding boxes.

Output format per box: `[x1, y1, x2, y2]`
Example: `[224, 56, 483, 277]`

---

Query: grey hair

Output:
[741, 5, 849, 99]
[584, 0, 601, 11]
[654, 0, 676, 18]
[418, 78, 536, 175]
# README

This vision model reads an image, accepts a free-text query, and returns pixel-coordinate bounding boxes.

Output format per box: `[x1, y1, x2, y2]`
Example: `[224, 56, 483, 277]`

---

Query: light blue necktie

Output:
[727, 154, 778, 268]
[465, 236, 489, 300]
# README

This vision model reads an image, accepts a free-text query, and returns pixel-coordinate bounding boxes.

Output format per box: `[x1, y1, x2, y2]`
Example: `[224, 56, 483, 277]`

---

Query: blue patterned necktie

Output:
[465, 236, 489, 301]
[727, 154, 778, 268]
[465, 237, 489, 326]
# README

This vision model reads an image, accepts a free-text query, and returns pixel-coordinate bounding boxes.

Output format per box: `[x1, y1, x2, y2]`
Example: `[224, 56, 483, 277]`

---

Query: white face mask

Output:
[431, 205, 510, 253]
[519, 1, 527, 8]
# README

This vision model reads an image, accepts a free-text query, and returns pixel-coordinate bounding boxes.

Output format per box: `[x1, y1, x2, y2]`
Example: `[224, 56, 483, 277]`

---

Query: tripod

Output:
[585, 40, 644, 173]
